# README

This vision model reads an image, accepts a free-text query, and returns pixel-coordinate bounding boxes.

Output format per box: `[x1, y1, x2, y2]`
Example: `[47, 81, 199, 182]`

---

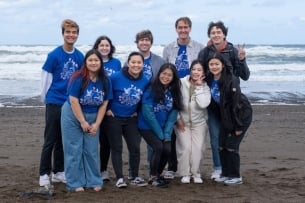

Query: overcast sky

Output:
[1, 0, 305, 45]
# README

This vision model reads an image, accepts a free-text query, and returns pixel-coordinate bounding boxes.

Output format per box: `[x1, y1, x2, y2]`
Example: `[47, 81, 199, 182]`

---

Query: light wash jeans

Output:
[61, 102, 103, 190]
[208, 109, 222, 170]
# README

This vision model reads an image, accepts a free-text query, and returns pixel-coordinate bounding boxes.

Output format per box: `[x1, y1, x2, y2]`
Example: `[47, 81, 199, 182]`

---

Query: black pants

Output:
[219, 130, 246, 178]
[99, 122, 110, 172]
[39, 104, 64, 175]
[219, 106, 252, 178]
[168, 131, 177, 172]
[103, 115, 141, 179]
[140, 130, 171, 176]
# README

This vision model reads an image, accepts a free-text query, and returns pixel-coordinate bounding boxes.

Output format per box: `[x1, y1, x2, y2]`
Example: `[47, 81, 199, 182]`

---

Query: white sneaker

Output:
[164, 171, 175, 179]
[39, 174, 50, 186]
[181, 176, 191, 184]
[210, 169, 222, 180]
[193, 177, 203, 184]
[101, 171, 110, 181]
[116, 178, 127, 188]
[214, 176, 229, 183]
[51, 172, 66, 183]
[224, 177, 243, 185]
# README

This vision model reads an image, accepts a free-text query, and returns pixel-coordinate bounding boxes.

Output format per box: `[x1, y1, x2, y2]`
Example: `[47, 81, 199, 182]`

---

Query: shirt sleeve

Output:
[142, 104, 165, 140]
[40, 70, 52, 103]
[163, 109, 178, 141]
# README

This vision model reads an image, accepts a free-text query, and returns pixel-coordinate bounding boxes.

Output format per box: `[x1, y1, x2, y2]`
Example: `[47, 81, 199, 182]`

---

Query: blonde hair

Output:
[61, 19, 79, 34]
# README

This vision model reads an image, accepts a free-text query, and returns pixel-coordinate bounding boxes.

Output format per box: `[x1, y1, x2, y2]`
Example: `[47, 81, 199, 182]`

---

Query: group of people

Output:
[38, 17, 252, 192]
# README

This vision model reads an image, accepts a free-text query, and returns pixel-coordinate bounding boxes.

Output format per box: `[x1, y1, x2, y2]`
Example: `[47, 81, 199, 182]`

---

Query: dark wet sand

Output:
[0, 105, 304, 202]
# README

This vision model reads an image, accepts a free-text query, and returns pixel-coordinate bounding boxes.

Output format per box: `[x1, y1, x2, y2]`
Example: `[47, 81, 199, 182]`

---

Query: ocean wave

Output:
[0, 44, 304, 105]
[1, 44, 304, 64]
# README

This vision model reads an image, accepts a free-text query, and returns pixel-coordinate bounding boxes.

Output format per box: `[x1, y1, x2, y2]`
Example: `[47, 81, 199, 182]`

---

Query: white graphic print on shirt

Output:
[119, 84, 143, 106]
[61, 58, 80, 80]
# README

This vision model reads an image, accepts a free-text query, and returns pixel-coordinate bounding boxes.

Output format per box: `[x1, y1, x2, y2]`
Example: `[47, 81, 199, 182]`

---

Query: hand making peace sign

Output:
[238, 43, 246, 61]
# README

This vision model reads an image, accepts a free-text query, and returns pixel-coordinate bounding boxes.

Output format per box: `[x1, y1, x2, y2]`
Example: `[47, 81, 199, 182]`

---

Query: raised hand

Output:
[237, 43, 246, 61]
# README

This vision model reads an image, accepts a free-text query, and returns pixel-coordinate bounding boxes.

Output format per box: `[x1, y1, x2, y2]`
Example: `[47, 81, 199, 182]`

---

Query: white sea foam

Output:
[0, 44, 304, 105]
[246, 45, 305, 57]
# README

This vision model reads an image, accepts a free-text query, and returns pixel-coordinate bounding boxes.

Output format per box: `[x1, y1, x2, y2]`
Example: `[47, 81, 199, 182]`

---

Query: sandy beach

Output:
[0, 103, 304, 203]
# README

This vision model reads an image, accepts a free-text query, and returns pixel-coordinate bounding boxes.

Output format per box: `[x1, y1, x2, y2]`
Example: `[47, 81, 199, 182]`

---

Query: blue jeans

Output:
[61, 102, 102, 190]
[208, 109, 222, 170]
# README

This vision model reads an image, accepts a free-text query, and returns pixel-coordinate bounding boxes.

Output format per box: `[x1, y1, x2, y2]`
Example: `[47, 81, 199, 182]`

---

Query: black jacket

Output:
[206, 69, 252, 133]
[198, 41, 250, 81]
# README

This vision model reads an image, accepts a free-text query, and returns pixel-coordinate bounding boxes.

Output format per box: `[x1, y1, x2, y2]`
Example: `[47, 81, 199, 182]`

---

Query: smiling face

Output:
[86, 53, 101, 74]
[190, 63, 205, 82]
[208, 58, 224, 80]
[63, 27, 78, 46]
[159, 68, 174, 87]
[127, 55, 144, 78]
[209, 26, 225, 45]
[137, 37, 152, 54]
[97, 39, 111, 59]
[176, 20, 191, 43]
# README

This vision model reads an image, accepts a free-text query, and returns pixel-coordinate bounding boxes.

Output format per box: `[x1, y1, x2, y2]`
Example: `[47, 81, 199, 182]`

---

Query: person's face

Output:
[159, 68, 174, 87]
[190, 63, 205, 81]
[127, 55, 144, 77]
[208, 58, 223, 79]
[63, 27, 78, 45]
[209, 26, 225, 45]
[97, 39, 111, 58]
[176, 20, 191, 40]
[137, 37, 152, 53]
[86, 54, 101, 74]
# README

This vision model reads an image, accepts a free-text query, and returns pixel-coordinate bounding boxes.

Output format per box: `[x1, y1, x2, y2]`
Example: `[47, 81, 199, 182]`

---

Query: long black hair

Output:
[150, 63, 183, 111]
[206, 52, 232, 87]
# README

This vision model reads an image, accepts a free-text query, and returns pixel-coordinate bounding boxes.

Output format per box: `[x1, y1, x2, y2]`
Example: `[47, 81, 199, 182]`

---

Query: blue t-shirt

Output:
[138, 88, 174, 130]
[109, 70, 149, 117]
[43, 46, 84, 105]
[143, 56, 153, 81]
[175, 44, 189, 78]
[104, 57, 122, 76]
[211, 79, 220, 104]
[67, 76, 112, 113]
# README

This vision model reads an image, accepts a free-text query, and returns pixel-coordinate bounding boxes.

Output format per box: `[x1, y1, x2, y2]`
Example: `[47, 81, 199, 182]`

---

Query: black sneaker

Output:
[130, 177, 148, 187]
[151, 178, 168, 188]
[148, 177, 154, 184]
[159, 176, 170, 185]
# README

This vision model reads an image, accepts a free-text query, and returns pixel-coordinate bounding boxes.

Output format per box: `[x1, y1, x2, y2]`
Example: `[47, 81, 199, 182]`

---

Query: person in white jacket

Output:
[174, 59, 211, 184]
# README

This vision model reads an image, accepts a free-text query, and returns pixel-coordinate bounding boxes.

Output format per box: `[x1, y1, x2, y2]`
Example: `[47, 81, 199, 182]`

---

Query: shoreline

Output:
[1, 94, 304, 108]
